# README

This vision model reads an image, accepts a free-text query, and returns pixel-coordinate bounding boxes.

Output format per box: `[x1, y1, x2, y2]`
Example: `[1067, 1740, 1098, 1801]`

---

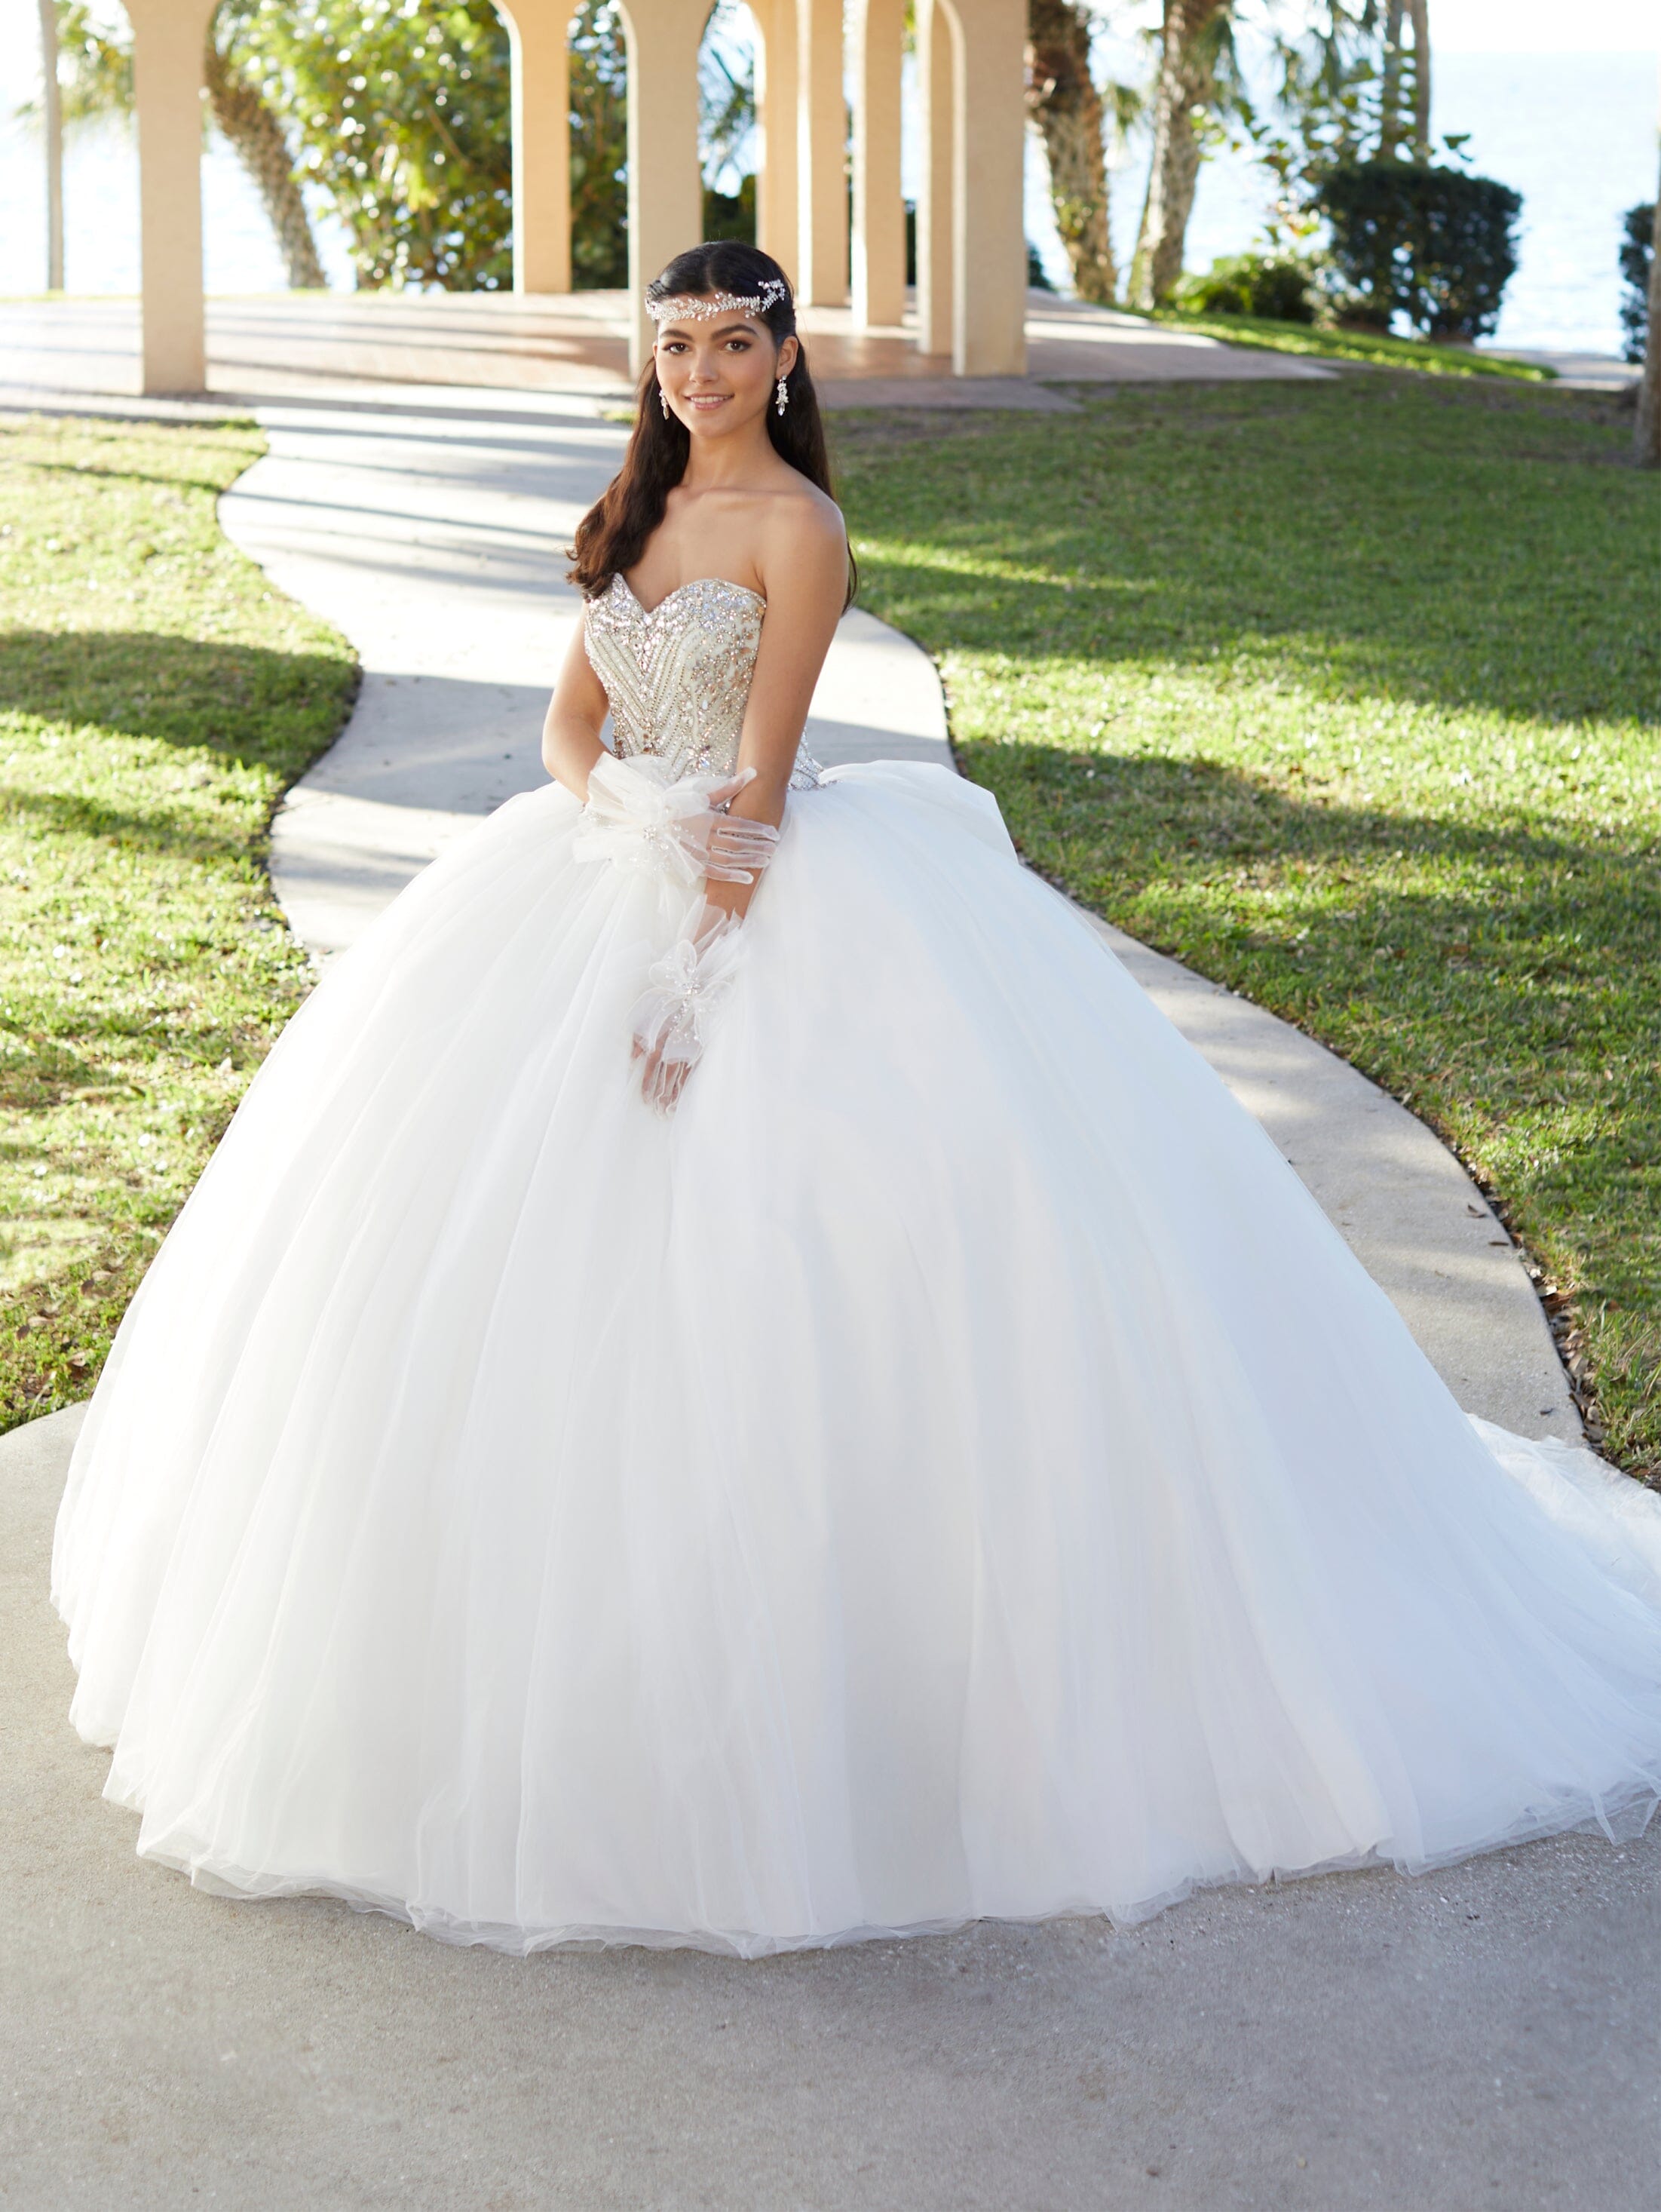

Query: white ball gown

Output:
[53, 574, 1661, 1958]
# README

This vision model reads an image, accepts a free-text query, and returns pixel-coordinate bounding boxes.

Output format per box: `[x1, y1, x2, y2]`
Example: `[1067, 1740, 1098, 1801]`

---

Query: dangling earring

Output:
[775, 375, 789, 417]
[658, 387, 670, 419]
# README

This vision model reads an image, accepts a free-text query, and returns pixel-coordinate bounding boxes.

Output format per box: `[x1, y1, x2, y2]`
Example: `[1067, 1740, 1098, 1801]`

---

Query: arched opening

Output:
[700, 0, 758, 244]
[206, 0, 515, 293]
[568, 0, 628, 287]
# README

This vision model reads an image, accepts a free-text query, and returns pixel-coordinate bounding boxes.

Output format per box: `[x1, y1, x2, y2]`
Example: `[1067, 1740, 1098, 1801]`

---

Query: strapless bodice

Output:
[582, 575, 822, 793]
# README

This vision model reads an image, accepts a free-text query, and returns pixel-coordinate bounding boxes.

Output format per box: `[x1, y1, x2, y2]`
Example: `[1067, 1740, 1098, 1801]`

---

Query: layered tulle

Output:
[53, 762, 1661, 1956]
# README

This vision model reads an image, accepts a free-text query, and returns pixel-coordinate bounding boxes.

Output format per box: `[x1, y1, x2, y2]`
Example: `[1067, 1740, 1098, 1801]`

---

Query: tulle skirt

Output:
[52, 762, 1661, 1956]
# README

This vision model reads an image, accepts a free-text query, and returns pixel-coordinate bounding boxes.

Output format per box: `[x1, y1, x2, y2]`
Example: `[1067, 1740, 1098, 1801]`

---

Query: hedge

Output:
[1316, 161, 1522, 342]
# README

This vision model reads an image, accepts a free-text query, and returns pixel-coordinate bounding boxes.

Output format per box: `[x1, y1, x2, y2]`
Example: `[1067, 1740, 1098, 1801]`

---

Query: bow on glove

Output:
[629, 906, 749, 1115]
[573, 753, 779, 887]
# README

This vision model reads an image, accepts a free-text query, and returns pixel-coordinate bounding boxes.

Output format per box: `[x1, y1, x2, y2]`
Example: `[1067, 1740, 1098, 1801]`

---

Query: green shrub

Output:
[1316, 161, 1522, 341]
[1175, 253, 1317, 325]
[1620, 203, 1654, 366]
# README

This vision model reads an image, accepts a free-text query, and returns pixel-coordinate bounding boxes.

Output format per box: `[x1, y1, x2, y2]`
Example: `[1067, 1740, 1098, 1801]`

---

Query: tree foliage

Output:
[1175, 250, 1315, 322]
[1231, 2, 1458, 255]
[231, 0, 513, 290]
[568, 0, 629, 287]
[50, 0, 130, 124]
[1621, 202, 1654, 367]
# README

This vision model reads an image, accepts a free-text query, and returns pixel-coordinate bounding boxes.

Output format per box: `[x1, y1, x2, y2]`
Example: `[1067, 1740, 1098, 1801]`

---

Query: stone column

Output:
[948, 0, 1027, 376]
[915, 0, 955, 359]
[795, 0, 847, 305]
[621, 0, 705, 371]
[850, 0, 904, 329]
[126, 0, 219, 396]
[499, 0, 572, 295]
[753, 0, 799, 281]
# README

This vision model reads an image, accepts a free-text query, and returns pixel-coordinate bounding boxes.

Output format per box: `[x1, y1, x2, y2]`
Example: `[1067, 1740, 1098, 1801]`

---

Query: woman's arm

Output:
[703, 500, 849, 925]
[541, 613, 610, 799]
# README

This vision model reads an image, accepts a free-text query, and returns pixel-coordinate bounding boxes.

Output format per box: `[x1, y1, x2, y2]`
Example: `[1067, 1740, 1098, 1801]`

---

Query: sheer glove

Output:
[630, 904, 748, 1115]
[574, 753, 778, 886]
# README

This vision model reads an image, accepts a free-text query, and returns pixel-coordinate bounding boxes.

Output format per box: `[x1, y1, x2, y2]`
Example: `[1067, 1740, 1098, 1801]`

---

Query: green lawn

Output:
[1148, 307, 1557, 381]
[0, 413, 356, 1430]
[835, 374, 1661, 1476]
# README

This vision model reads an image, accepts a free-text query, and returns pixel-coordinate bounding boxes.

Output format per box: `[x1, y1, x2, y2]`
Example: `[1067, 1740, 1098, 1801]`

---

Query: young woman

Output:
[54, 243, 1661, 1959]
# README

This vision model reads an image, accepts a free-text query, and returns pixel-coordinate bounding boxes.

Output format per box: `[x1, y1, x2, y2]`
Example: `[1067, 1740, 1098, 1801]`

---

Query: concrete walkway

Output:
[5, 382, 1654, 2212]
[6, 1401, 1656, 2212]
[1483, 346, 1638, 393]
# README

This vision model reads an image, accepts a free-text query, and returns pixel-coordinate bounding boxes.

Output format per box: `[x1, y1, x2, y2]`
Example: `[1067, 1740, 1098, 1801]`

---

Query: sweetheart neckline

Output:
[614, 574, 767, 620]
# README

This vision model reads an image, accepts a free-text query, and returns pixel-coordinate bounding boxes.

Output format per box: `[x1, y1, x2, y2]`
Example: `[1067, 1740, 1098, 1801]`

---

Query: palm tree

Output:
[210, 5, 325, 292]
[1405, 0, 1430, 161]
[1129, 0, 1234, 311]
[1026, 0, 1116, 305]
[1378, 0, 1430, 161]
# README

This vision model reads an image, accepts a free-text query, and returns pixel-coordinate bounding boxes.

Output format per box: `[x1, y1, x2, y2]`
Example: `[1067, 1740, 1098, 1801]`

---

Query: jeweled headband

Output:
[645, 278, 789, 324]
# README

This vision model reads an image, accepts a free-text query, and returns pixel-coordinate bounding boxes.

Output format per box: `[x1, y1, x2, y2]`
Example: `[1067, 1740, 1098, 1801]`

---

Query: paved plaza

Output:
[0, 288, 1334, 415]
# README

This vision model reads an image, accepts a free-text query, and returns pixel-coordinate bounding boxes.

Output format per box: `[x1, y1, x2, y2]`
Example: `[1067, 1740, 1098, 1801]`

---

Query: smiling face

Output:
[654, 310, 800, 440]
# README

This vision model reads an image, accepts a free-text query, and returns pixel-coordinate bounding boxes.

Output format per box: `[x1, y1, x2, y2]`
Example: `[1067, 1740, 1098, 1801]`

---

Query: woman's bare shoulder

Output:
[758, 476, 846, 560]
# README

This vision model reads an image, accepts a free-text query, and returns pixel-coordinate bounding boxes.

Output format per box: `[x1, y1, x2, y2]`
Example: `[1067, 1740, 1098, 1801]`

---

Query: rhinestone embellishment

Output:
[584, 577, 822, 793]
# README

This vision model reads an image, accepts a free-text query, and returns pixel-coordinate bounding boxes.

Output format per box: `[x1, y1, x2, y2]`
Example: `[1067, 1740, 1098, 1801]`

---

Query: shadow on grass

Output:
[984, 741, 1659, 898]
[0, 779, 269, 873]
[0, 627, 357, 780]
[970, 740, 1660, 1188]
[973, 737, 1661, 1458]
[865, 550, 1659, 735]
[23, 457, 255, 495]
[836, 378, 1660, 735]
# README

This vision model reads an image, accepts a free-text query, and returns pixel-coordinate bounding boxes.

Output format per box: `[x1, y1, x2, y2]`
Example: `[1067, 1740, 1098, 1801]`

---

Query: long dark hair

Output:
[567, 241, 854, 606]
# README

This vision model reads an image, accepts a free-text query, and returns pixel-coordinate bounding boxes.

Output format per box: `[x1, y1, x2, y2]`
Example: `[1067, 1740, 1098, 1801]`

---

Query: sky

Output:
[1406, 0, 1655, 52]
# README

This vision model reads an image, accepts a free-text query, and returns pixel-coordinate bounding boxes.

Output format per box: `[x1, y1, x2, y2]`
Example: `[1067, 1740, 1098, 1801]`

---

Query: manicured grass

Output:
[1149, 306, 1556, 381]
[0, 413, 357, 1430]
[834, 375, 1661, 1474]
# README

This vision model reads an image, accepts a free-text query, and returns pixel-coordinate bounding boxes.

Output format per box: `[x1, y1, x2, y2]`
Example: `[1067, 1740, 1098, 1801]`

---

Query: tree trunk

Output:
[204, 37, 326, 291]
[1129, 0, 1224, 311]
[1636, 190, 1660, 471]
[1378, 0, 1405, 161]
[1025, 0, 1114, 305]
[37, 0, 63, 289]
[1406, 0, 1430, 162]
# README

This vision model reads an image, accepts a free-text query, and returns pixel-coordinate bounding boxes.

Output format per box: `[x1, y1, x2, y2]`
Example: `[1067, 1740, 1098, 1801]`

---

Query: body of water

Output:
[0, 14, 1653, 360]
[1043, 45, 1656, 358]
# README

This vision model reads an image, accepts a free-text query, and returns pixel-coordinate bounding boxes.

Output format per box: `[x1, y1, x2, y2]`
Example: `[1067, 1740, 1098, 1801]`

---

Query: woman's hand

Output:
[628, 905, 748, 1115]
[574, 758, 780, 889]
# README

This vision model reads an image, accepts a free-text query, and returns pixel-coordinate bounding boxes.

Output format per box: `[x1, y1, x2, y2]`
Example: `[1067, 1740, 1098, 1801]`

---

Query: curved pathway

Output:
[4, 383, 1650, 2212]
[225, 383, 1573, 1443]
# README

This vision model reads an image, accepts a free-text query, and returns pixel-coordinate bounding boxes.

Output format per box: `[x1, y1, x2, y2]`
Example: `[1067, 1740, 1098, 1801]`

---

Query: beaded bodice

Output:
[583, 575, 822, 793]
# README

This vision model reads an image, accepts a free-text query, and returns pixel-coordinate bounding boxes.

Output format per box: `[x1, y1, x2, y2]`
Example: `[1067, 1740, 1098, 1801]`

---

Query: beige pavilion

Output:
[117, 0, 1028, 394]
